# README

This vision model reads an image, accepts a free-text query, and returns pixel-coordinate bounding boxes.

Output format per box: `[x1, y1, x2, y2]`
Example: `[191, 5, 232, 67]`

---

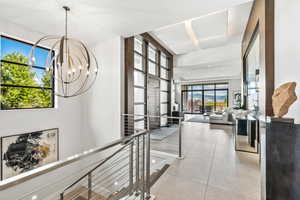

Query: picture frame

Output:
[1, 128, 59, 180]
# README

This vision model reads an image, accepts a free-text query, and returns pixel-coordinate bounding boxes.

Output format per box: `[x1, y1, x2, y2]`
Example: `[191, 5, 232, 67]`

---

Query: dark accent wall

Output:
[124, 37, 135, 115]
[242, 0, 274, 116]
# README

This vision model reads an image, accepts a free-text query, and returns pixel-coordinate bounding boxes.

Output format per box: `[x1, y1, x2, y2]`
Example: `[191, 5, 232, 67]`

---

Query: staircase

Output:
[8, 114, 182, 200]
[63, 164, 170, 200]
[64, 186, 106, 200]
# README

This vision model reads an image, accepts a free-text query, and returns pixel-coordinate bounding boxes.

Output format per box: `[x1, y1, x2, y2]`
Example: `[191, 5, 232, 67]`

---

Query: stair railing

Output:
[60, 113, 183, 200]
[5, 114, 183, 200]
[59, 129, 148, 200]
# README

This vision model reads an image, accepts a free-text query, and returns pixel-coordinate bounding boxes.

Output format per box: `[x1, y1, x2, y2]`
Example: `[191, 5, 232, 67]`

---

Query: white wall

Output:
[0, 18, 86, 199]
[275, 0, 300, 123]
[0, 19, 124, 198]
[81, 36, 123, 149]
[0, 19, 84, 159]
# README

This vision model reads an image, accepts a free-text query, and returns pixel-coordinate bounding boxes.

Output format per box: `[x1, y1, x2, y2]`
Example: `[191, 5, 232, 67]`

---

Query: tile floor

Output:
[151, 122, 260, 200]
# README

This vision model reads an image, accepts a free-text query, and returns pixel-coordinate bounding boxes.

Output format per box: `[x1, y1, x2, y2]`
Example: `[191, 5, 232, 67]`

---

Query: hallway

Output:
[151, 122, 260, 200]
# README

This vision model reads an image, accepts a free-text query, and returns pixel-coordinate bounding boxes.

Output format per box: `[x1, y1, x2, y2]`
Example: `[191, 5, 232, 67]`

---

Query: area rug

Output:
[150, 126, 178, 141]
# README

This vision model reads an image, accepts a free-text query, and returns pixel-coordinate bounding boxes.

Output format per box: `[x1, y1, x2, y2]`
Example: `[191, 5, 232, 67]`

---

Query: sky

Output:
[1, 37, 49, 85]
[184, 90, 228, 101]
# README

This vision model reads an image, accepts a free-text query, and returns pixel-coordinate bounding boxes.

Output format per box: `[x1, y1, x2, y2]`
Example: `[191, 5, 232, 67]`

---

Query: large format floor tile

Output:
[151, 174, 207, 200]
[151, 122, 260, 200]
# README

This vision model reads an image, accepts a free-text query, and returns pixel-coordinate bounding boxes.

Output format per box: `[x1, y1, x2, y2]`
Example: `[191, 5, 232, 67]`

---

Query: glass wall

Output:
[192, 91, 202, 113]
[133, 36, 171, 128]
[160, 53, 170, 126]
[182, 83, 229, 114]
[204, 90, 214, 113]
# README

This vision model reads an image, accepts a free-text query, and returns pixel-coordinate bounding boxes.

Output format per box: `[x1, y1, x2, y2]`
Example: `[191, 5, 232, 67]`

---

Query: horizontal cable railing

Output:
[0, 137, 127, 191]
[59, 126, 149, 200]
[122, 114, 184, 158]
[2, 114, 184, 200]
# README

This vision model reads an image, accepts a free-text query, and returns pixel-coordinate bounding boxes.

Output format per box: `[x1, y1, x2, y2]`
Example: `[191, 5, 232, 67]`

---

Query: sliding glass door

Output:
[182, 91, 192, 113]
[203, 91, 214, 113]
[192, 91, 202, 113]
[216, 90, 228, 111]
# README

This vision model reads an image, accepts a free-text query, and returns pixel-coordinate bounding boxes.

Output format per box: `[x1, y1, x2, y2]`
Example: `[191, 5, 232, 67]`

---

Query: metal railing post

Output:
[88, 172, 92, 200]
[140, 134, 145, 200]
[135, 136, 140, 195]
[129, 141, 134, 195]
[60, 193, 64, 200]
[146, 129, 151, 199]
[178, 118, 184, 159]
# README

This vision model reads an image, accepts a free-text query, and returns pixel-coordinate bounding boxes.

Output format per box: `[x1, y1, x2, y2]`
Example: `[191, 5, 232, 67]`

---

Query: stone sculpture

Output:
[272, 82, 297, 117]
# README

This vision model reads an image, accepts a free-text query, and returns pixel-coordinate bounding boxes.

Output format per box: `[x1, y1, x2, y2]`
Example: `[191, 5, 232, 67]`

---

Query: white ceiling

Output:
[149, 2, 253, 81]
[0, 0, 252, 45]
[0, 0, 253, 82]
[151, 2, 253, 55]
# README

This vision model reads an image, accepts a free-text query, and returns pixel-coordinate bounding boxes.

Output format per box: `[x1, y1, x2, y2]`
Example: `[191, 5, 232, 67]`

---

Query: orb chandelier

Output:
[28, 6, 99, 98]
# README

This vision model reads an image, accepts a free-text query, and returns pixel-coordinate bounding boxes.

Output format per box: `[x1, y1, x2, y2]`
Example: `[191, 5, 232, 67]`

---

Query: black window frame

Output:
[0, 35, 55, 110]
[132, 36, 172, 124]
[181, 83, 229, 114]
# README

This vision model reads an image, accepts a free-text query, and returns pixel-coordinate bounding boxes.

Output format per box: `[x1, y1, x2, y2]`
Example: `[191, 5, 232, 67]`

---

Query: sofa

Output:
[209, 109, 233, 125]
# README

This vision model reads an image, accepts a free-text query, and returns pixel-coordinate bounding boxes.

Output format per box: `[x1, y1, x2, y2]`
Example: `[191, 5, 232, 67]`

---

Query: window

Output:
[160, 92, 168, 103]
[160, 103, 168, 115]
[160, 67, 168, 79]
[148, 45, 156, 62]
[134, 87, 145, 103]
[160, 53, 167, 68]
[192, 91, 202, 113]
[148, 61, 156, 75]
[134, 53, 143, 71]
[0, 36, 54, 109]
[134, 37, 146, 122]
[134, 70, 144, 87]
[182, 83, 228, 113]
[216, 90, 228, 111]
[159, 53, 170, 125]
[129, 35, 172, 129]
[147, 45, 157, 76]
[160, 80, 168, 91]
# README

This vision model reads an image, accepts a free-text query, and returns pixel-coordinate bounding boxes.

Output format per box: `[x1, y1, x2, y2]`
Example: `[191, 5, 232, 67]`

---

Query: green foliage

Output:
[0, 52, 52, 109]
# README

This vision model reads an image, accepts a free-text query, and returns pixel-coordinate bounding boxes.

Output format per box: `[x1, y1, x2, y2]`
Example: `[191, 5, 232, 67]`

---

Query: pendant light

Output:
[28, 6, 99, 98]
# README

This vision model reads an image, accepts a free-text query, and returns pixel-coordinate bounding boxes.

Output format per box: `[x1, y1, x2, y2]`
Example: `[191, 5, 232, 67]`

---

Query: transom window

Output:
[0, 36, 54, 109]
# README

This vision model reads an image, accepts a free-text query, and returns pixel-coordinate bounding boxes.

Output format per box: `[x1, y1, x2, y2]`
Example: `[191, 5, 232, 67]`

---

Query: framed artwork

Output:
[233, 91, 242, 108]
[1, 128, 59, 180]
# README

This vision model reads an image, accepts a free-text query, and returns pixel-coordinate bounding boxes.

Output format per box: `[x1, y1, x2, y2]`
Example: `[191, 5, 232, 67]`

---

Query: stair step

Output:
[64, 186, 106, 200]
[64, 164, 170, 200]
[150, 164, 170, 187]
